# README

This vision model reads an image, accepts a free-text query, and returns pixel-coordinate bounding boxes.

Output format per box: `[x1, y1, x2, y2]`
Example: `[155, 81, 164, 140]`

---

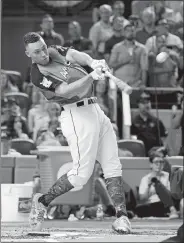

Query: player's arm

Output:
[55, 74, 93, 98]
[66, 48, 110, 71]
[55, 68, 104, 98]
[51, 45, 110, 71]
[66, 48, 93, 67]
[31, 64, 103, 99]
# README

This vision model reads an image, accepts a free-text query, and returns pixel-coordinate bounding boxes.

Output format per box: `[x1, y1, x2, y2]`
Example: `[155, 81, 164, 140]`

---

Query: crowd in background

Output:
[1, 0, 184, 222]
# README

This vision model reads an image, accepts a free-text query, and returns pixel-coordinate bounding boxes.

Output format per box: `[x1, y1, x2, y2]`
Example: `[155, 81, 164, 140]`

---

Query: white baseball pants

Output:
[59, 98, 122, 188]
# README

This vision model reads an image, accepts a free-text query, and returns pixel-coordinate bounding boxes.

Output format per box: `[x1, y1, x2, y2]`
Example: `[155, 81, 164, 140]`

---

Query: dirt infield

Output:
[1, 218, 182, 242]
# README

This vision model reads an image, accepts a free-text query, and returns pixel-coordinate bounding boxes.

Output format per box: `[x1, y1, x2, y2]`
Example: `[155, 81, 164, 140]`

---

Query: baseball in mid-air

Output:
[156, 52, 169, 63]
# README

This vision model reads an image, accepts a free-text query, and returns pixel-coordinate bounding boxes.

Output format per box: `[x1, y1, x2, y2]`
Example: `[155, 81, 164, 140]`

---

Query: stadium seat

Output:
[10, 138, 36, 155]
[117, 139, 146, 157]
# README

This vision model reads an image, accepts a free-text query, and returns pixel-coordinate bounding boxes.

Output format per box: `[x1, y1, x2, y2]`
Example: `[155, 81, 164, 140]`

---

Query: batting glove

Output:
[90, 59, 110, 72]
[90, 68, 105, 80]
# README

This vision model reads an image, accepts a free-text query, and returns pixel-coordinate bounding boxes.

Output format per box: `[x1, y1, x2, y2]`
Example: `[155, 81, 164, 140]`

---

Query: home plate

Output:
[27, 232, 50, 236]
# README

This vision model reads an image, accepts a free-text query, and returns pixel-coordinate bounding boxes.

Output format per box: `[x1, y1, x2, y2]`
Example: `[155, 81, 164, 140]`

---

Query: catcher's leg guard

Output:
[38, 174, 74, 207]
[105, 176, 127, 217]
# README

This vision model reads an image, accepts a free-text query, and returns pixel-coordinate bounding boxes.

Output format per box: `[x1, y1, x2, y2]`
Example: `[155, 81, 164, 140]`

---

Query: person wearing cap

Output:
[37, 14, 64, 47]
[89, 4, 113, 59]
[109, 22, 148, 87]
[131, 92, 168, 155]
[145, 19, 183, 53]
[135, 151, 178, 218]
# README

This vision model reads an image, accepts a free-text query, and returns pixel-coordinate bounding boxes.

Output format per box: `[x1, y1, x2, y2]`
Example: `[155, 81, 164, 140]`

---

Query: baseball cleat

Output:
[112, 215, 131, 234]
[29, 193, 47, 231]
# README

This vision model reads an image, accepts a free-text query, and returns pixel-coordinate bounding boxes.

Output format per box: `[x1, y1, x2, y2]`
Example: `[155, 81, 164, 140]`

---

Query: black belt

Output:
[61, 98, 96, 111]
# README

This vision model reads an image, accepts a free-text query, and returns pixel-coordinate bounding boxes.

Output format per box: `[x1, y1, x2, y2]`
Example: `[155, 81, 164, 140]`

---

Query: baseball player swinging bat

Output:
[23, 32, 131, 234]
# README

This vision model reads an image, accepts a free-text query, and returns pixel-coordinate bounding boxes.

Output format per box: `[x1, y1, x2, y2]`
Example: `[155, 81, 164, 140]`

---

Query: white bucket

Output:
[1, 184, 33, 222]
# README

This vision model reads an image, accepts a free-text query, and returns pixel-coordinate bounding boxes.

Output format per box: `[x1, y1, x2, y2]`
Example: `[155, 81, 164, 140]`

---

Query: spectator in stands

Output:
[64, 21, 93, 73]
[135, 9, 156, 45]
[104, 16, 125, 62]
[131, 1, 151, 18]
[1, 97, 23, 127]
[135, 151, 178, 218]
[47, 101, 61, 118]
[109, 22, 148, 137]
[131, 92, 168, 155]
[92, 7, 100, 24]
[171, 95, 184, 156]
[175, 46, 184, 85]
[144, 1, 175, 24]
[148, 146, 172, 179]
[1, 98, 10, 126]
[8, 97, 23, 117]
[170, 166, 184, 219]
[110, 1, 129, 27]
[7, 112, 29, 139]
[89, 4, 113, 59]
[1, 71, 19, 97]
[36, 117, 67, 147]
[165, 1, 183, 22]
[109, 22, 148, 87]
[147, 34, 179, 88]
[35, 102, 61, 142]
[173, 2, 183, 41]
[37, 14, 64, 46]
[128, 14, 140, 29]
[145, 19, 183, 53]
[64, 21, 93, 56]
[28, 91, 49, 140]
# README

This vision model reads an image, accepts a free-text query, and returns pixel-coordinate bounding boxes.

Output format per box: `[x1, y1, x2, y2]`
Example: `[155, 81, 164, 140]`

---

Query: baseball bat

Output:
[104, 71, 133, 95]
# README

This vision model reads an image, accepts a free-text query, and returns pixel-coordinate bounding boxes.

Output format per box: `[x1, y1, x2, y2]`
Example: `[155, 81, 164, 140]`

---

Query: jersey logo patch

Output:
[60, 67, 68, 79]
[40, 77, 52, 88]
